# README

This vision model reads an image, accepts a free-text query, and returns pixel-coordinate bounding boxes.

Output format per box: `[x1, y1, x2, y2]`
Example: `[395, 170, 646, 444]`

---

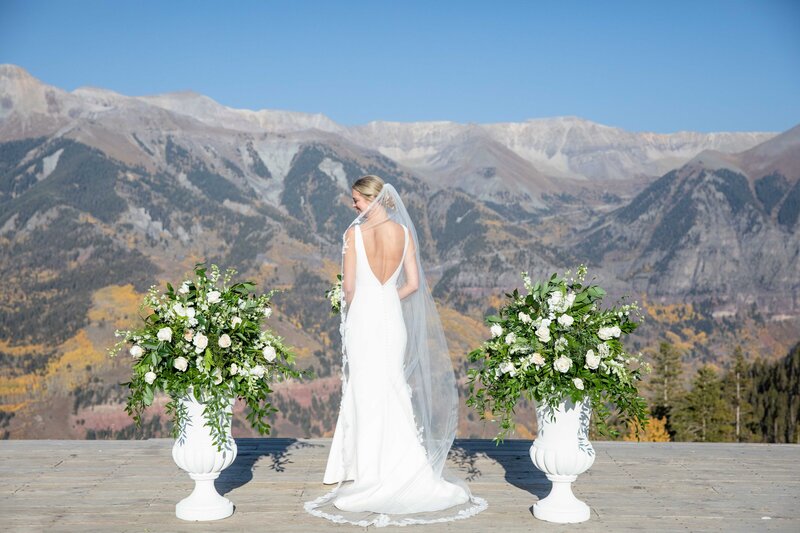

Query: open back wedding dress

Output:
[304, 183, 487, 527]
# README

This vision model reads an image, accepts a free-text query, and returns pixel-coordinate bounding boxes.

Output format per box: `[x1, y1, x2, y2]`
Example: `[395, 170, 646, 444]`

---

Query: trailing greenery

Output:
[466, 266, 649, 442]
[109, 264, 302, 450]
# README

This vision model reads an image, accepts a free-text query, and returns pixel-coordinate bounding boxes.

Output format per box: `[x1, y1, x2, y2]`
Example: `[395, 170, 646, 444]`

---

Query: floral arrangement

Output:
[109, 264, 301, 448]
[325, 274, 343, 315]
[466, 266, 648, 441]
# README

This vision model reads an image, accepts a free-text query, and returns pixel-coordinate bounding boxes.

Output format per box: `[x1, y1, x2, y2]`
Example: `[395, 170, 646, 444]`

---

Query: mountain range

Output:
[0, 64, 796, 440]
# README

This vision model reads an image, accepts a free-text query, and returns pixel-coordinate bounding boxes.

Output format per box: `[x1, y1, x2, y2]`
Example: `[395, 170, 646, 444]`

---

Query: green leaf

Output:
[204, 348, 213, 371]
[143, 385, 154, 406]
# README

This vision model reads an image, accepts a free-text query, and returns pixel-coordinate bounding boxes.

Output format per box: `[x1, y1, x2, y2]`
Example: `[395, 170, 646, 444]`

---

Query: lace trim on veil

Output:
[303, 492, 488, 528]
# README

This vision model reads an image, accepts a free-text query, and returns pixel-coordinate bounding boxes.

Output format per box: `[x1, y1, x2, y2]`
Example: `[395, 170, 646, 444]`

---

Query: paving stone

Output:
[0, 439, 798, 531]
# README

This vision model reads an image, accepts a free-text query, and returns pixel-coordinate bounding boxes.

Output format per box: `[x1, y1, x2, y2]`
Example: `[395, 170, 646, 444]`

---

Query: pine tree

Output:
[748, 342, 800, 443]
[722, 345, 755, 442]
[673, 365, 733, 442]
[648, 341, 684, 437]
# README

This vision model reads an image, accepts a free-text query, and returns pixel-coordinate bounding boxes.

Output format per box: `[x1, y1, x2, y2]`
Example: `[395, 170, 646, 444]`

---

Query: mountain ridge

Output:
[0, 64, 797, 441]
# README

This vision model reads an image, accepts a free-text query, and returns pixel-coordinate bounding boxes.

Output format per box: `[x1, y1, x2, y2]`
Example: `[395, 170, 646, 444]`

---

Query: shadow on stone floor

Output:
[216, 438, 324, 495]
[450, 441, 550, 501]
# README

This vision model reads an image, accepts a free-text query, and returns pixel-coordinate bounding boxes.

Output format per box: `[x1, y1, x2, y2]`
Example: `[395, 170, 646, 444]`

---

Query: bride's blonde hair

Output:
[353, 175, 395, 209]
[352, 175, 384, 201]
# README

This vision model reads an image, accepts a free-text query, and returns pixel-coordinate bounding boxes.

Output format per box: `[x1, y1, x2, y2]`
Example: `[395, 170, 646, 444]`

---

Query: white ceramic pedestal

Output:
[529, 396, 595, 523]
[171, 392, 237, 521]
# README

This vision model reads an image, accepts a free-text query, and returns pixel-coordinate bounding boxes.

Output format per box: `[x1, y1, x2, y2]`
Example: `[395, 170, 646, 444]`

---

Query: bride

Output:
[304, 175, 487, 527]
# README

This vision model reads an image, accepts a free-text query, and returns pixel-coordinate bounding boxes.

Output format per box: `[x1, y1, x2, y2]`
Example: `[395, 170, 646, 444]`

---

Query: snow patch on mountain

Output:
[40, 148, 63, 180]
[254, 139, 299, 182]
[318, 157, 348, 190]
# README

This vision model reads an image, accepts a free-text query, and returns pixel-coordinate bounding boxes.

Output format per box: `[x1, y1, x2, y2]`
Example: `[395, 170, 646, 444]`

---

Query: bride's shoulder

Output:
[388, 220, 408, 236]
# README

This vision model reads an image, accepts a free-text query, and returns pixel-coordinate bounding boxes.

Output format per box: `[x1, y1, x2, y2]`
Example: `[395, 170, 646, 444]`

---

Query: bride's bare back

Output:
[342, 218, 418, 304]
[359, 220, 406, 284]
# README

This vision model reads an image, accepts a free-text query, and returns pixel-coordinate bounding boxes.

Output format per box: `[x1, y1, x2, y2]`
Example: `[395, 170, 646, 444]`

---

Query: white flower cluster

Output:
[113, 267, 286, 392]
[490, 324, 503, 338]
[547, 290, 576, 314]
[597, 325, 621, 340]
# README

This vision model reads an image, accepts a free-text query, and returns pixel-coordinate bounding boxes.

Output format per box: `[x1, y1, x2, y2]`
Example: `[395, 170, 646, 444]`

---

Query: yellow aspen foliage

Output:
[624, 417, 671, 442]
[514, 423, 535, 440]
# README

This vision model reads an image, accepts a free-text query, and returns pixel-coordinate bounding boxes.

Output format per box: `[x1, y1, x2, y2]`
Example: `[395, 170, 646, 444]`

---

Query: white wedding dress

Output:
[304, 184, 486, 527]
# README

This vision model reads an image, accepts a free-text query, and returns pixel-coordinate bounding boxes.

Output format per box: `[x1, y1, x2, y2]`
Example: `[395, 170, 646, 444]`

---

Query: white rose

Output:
[218, 334, 231, 348]
[490, 324, 503, 338]
[573, 377, 584, 390]
[598, 343, 610, 358]
[585, 349, 600, 370]
[185, 307, 196, 319]
[193, 332, 208, 353]
[172, 303, 186, 317]
[540, 318, 552, 328]
[553, 355, 572, 373]
[157, 327, 172, 342]
[262, 345, 277, 362]
[505, 332, 517, 345]
[144, 371, 156, 384]
[547, 291, 563, 309]
[173, 356, 188, 372]
[598, 326, 621, 340]
[499, 361, 516, 376]
[263, 307, 272, 319]
[130, 345, 144, 359]
[207, 290, 221, 304]
[178, 282, 190, 295]
[557, 314, 574, 328]
[518, 312, 532, 324]
[250, 365, 266, 378]
[230, 363, 239, 375]
[213, 368, 223, 385]
[564, 292, 576, 310]
[535, 327, 551, 343]
[183, 329, 194, 341]
[531, 352, 545, 366]
[231, 316, 242, 328]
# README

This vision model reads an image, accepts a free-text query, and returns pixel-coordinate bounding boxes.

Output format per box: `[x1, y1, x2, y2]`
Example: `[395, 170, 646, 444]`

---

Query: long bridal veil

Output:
[304, 183, 487, 526]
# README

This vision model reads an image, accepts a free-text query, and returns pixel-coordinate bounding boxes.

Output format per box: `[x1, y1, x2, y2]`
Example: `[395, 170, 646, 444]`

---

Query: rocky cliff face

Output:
[579, 128, 800, 313]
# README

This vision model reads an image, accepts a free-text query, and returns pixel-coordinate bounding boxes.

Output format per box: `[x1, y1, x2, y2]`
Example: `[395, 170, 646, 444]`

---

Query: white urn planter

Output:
[529, 396, 595, 523]
[171, 392, 237, 521]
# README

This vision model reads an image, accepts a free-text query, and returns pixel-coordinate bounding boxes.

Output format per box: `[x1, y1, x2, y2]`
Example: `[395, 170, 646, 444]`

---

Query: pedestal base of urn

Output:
[175, 472, 234, 521]
[533, 474, 590, 523]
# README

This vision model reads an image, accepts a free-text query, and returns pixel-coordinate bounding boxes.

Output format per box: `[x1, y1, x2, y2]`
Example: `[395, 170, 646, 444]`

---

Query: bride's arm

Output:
[342, 227, 356, 305]
[397, 234, 419, 300]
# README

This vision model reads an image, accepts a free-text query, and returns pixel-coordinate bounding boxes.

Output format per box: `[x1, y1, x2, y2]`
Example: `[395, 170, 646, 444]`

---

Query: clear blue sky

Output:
[1, 0, 798, 132]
